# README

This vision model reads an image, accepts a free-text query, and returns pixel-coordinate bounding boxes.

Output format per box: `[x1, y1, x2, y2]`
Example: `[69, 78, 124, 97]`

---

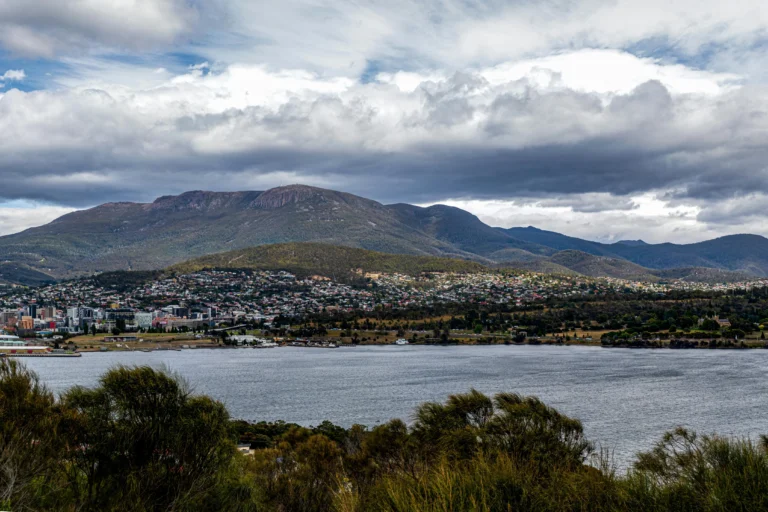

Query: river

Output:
[21, 345, 768, 468]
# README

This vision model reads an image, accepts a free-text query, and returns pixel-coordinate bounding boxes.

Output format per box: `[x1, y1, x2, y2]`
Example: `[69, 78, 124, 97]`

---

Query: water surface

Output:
[23, 345, 768, 467]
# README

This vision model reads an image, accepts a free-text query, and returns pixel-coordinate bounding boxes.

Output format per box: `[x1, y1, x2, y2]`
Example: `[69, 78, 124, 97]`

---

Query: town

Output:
[2, 269, 768, 350]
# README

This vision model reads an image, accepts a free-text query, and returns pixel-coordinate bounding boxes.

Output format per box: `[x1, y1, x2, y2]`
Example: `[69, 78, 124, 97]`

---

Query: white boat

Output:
[394, 338, 409, 345]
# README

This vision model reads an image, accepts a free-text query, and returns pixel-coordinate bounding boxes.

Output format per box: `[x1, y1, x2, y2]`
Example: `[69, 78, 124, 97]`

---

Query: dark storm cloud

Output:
[1, 70, 768, 216]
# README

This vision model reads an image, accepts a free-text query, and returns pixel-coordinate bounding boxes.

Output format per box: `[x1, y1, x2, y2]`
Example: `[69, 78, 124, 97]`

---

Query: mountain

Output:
[607, 235, 768, 274]
[0, 185, 547, 283]
[500, 227, 615, 257]
[511, 251, 658, 281]
[504, 228, 768, 276]
[168, 242, 488, 280]
[549, 250, 661, 281]
[1, 184, 767, 285]
[391, 205, 554, 258]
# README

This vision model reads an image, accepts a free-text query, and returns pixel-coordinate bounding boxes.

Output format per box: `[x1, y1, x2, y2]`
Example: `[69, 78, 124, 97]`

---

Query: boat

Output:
[394, 338, 410, 345]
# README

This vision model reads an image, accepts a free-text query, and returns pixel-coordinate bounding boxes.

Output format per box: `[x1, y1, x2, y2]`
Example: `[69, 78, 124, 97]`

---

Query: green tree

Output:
[0, 359, 65, 510]
[61, 366, 238, 511]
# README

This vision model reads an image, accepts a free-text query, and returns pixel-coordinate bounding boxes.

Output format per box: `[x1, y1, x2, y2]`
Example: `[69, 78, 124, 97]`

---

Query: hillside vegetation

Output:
[0, 262, 56, 286]
[168, 242, 488, 279]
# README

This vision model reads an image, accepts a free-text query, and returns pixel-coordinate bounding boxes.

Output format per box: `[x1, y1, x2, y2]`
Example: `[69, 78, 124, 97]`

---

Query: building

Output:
[0, 310, 17, 326]
[0, 334, 52, 355]
[19, 316, 34, 330]
[171, 306, 190, 318]
[135, 312, 154, 329]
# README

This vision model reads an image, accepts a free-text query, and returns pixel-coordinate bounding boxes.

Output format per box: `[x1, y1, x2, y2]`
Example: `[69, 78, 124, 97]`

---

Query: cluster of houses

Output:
[1, 268, 766, 338]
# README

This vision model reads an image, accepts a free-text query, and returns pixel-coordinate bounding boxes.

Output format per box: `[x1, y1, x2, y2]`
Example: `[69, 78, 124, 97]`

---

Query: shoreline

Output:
[68, 341, 768, 355]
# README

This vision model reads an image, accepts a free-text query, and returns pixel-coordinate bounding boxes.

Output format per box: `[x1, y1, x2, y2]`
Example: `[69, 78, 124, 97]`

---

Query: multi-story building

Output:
[134, 312, 154, 330]
[0, 310, 18, 326]
[19, 316, 34, 330]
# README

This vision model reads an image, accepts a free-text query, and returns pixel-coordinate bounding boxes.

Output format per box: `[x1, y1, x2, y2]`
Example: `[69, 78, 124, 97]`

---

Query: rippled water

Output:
[22, 345, 768, 467]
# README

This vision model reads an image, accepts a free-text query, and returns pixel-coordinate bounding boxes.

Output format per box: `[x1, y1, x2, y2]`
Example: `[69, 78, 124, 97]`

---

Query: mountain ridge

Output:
[1, 184, 766, 284]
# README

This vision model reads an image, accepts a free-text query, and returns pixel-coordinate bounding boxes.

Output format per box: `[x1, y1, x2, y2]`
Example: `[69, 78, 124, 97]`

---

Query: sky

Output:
[1, 1, 768, 243]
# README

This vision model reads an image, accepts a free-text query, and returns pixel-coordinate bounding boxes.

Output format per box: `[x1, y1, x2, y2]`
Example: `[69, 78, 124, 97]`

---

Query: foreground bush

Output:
[623, 428, 768, 511]
[3, 360, 768, 511]
[0, 360, 258, 511]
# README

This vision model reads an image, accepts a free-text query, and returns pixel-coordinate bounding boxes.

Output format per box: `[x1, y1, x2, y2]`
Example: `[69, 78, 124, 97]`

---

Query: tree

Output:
[61, 366, 237, 511]
[411, 389, 593, 468]
[0, 360, 65, 510]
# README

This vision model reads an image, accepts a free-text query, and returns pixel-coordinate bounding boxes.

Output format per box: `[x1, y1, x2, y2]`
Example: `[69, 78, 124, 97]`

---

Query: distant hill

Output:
[504, 258, 580, 276]
[168, 243, 488, 280]
[510, 251, 751, 283]
[504, 228, 768, 276]
[500, 227, 615, 257]
[2, 184, 768, 285]
[0, 262, 57, 286]
[549, 250, 660, 281]
[615, 240, 648, 247]
[653, 267, 752, 284]
[392, 205, 553, 258]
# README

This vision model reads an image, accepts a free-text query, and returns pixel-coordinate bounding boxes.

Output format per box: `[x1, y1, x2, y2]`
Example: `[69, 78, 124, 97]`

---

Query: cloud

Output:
[197, 0, 768, 78]
[0, 201, 76, 236]
[0, 69, 25, 81]
[429, 193, 708, 244]
[2, 0, 768, 242]
[0, 51, 764, 217]
[0, 0, 197, 57]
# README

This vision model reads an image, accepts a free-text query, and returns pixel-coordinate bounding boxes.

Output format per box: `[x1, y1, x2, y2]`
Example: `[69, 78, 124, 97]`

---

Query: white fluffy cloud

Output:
[0, 69, 25, 81]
